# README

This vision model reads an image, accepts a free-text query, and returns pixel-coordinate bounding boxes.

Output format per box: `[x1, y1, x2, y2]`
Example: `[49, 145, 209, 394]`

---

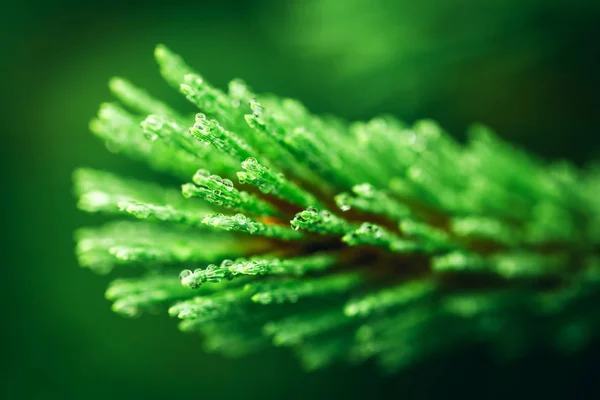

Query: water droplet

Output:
[234, 213, 247, 224]
[222, 179, 234, 191]
[181, 184, 195, 199]
[193, 169, 210, 184]
[335, 193, 352, 211]
[245, 261, 258, 271]
[193, 268, 203, 274]
[221, 259, 234, 268]
[144, 115, 163, 131]
[243, 157, 258, 169]
[354, 183, 375, 197]
[370, 225, 383, 238]
[250, 99, 263, 115]
[235, 171, 247, 183]
[259, 183, 272, 194]
[301, 207, 318, 221]
[143, 132, 159, 142]
[179, 269, 192, 280]
[209, 175, 223, 184]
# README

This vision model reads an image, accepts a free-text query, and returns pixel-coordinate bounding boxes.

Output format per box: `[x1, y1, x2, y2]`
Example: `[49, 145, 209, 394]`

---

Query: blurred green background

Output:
[3, 0, 600, 398]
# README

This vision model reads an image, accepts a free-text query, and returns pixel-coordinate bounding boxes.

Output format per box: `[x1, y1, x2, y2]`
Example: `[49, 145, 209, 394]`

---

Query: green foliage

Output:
[74, 45, 600, 372]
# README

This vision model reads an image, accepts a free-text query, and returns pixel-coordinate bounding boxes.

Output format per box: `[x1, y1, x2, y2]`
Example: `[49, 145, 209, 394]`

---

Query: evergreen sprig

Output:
[74, 45, 600, 372]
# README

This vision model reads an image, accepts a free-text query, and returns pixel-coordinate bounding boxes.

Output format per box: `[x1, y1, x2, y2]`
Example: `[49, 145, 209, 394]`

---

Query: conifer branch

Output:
[74, 45, 600, 372]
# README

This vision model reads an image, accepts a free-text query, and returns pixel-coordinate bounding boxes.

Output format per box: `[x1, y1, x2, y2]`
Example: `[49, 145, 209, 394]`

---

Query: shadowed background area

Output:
[2, 0, 600, 398]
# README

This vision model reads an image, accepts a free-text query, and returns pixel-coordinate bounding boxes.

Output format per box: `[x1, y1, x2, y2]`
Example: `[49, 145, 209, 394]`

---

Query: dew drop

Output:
[222, 179, 234, 191]
[243, 157, 258, 169]
[246, 261, 258, 271]
[144, 115, 163, 131]
[259, 183, 272, 194]
[236, 171, 248, 184]
[193, 169, 210, 183]
[354, 183, 375, 197]
[143, 132, 159, 142]
[301, 207, 318, 221]
[209, 175, 223, 184]
[371, 225, 383, 238]
[335, 193, 352, 211]
[179, 269, 192, 281]
[250, 99, 263, 115]
[181, 183, 195, 199]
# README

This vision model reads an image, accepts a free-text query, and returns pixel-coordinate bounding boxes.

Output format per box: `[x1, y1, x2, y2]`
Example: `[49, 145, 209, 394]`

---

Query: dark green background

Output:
[3, 0, 600, 398]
